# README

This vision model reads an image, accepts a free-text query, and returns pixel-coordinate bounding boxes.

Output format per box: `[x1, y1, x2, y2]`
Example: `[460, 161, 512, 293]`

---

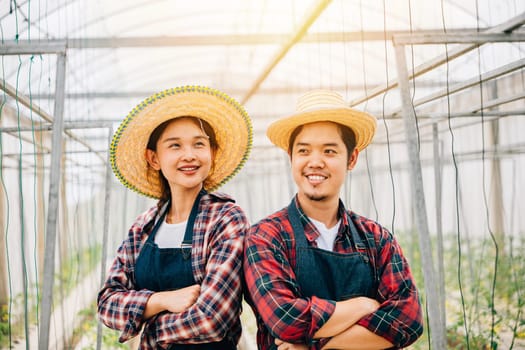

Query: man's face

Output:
[290, 121, 358, 203]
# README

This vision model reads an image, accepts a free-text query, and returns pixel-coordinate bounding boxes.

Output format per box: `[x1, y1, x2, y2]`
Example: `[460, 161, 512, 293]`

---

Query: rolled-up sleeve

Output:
[356, 226, 423, 347]
[97, 239, 153, 342]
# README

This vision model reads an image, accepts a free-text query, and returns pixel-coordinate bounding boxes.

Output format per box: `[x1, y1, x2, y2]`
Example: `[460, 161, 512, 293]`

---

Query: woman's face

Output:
[146, 118, 213, 193]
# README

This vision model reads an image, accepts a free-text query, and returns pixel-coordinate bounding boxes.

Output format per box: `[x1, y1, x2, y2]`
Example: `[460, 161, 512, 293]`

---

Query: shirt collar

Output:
[292, 195, 350, 243]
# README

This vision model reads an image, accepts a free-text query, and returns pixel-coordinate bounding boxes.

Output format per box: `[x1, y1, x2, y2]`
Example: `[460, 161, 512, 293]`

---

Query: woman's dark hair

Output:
[147, 116, 218, 207]
[288, 122, 356, 161]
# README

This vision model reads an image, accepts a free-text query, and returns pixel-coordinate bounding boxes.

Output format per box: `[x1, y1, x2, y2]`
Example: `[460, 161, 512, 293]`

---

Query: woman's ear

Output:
[145, 149, 161, 170]
[347, 148, 359, 171]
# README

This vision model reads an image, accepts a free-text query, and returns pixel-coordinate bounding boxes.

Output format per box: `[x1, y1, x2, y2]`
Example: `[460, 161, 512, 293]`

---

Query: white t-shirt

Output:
[154, 219, 187, 248]
[309, 217, 341, 251]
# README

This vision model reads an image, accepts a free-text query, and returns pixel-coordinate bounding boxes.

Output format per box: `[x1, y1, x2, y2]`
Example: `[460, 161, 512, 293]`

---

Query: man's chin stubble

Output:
[306, 194, 327, 202]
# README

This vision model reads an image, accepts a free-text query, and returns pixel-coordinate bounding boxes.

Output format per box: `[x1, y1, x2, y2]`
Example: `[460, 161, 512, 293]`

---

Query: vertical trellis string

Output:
[440, 0, 470, 347]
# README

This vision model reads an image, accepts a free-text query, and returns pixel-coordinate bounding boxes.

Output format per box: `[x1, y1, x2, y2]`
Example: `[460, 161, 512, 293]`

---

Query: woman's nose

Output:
[181, 146, 196, 160]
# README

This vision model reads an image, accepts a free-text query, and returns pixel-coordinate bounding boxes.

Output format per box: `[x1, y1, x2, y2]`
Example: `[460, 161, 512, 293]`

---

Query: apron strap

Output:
[145, 209, 168, 243]
[287, 199, 309, 249]
[288, 198, 378, 286]
[181, 189, 207, 248]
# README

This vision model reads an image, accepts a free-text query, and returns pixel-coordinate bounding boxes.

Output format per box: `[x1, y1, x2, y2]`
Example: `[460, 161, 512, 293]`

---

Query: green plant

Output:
[396, 232, 525, 349]
[71, 302, 127, 350]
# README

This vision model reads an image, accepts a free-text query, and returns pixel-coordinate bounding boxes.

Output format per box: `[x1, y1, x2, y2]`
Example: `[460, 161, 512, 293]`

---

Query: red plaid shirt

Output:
[243, 197, 423, 349]
[97, 192, 249, 349]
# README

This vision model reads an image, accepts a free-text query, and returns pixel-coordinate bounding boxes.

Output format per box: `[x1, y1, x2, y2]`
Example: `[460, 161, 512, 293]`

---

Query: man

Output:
[243, 90, 423, 349]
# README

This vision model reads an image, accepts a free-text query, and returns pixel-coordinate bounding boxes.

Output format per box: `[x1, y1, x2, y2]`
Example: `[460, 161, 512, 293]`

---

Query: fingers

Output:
[275, 339, 309, 350]
[162, 284, 201, 313]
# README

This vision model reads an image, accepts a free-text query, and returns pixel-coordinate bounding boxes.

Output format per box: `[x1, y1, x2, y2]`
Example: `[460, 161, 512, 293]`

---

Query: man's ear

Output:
[347, 148, 359, 171]
[145, 149, 161, 170]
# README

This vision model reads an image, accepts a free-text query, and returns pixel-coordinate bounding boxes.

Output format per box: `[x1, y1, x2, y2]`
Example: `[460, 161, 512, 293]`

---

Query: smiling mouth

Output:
[179, 166, 199, 172]
[306, 174, 327, 184]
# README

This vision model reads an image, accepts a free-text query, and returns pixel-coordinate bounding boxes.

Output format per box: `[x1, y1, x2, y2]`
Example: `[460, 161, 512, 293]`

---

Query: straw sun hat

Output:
[267, 89, 377, 152]
[110, 85, 253, 199]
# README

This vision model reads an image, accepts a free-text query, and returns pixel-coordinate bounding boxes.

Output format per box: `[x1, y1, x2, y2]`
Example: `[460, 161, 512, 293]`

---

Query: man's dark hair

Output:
[288, 122, 357, 161]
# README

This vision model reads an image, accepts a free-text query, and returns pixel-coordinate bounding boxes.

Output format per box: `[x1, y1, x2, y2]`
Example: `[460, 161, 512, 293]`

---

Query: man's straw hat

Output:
[267, 89, 377, 152]
[110, 85, 252, 199]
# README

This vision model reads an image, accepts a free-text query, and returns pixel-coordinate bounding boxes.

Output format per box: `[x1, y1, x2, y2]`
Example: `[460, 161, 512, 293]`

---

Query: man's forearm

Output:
[314, 297, 379, 338]
[321, 324, 393, 350]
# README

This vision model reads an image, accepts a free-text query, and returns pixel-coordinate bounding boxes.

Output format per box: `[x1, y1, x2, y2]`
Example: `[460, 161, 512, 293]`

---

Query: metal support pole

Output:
[38, 52, 67, 350]
[487, 81, 505, 249]
[432, 123, 447, 340]
[394, 44, 446, 349]
[96, 127, 113, 350]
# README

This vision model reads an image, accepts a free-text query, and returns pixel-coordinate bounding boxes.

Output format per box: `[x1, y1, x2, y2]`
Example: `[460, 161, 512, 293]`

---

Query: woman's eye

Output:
[325, 149, 336, 154]
[169, 143, 180, 149]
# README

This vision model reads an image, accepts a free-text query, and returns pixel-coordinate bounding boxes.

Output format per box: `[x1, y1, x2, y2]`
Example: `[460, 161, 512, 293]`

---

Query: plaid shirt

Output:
[244, 197, 423, 349]
[98, 192, 249, 349]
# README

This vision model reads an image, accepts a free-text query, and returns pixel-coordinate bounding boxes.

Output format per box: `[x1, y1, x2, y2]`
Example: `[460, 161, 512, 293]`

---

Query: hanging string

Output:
[440, 0, 470, 347]
[0, 20, 15, 348]
[407, 1, 430, 347]
[381, 0, 396, 234]
[357, 0, 378, 221]
[508, 222, 522, 349]
[474, 0, 499, 346]
[15, 49, 32, 349]
[407, 0, 421, 151]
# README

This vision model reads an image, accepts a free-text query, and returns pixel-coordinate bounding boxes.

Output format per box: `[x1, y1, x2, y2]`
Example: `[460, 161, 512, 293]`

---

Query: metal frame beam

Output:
[0, 84, 106, 162]
[393, 32, 525, 45]
[0, 29, 486, 51]
[387, 58, 525, 118]
[0, 40, 66, 55]
[0, 120, 115, 133]
[241, 0, 332, 104]
[350, 12, 525, 107]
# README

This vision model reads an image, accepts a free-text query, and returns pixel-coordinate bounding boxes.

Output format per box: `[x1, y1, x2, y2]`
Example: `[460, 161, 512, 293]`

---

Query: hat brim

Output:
[110, 86, 252, 199]
[266, 108, 377, 152]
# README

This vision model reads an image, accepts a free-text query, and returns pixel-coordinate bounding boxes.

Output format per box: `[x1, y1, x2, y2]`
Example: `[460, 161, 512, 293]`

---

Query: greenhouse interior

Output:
[1, 0, 525, 349]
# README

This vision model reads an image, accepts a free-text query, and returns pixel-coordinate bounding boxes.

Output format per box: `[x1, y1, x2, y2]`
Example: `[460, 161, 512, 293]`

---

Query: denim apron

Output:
[288, 201, 377, 301]
[135, 190, 236, 349]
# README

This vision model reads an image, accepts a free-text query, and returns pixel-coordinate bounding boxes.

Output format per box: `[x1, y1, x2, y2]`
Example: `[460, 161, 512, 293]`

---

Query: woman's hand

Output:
[159, 284, 201, 313]
[144, 284, 200, 318]
[275, 338, 309, 350]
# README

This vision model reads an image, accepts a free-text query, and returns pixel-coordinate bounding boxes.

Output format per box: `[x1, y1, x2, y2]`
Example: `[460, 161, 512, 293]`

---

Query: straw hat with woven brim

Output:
[110, 85, 253, 199]
[267, 90, 377, 152]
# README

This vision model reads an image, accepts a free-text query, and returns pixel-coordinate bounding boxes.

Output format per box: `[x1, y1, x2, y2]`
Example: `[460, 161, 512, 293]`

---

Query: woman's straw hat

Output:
[110, 85, 252, 199]
[267, 89, 377, 152]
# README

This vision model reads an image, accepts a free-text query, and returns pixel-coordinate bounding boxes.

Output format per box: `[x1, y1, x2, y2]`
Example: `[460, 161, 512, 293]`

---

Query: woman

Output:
[98, 86, 252, 349]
